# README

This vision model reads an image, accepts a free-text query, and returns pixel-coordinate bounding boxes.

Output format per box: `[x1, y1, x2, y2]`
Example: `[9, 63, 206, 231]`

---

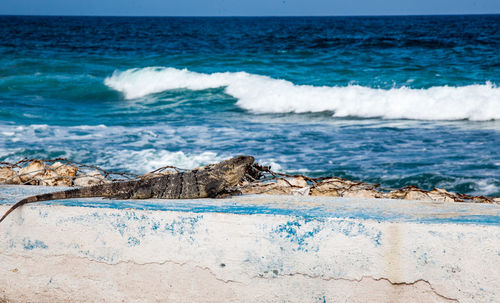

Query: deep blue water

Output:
[1, 15, 499, 196]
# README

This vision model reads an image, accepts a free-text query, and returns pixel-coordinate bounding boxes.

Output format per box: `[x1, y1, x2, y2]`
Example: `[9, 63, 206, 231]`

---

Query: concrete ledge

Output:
[1, 185, 499, 302]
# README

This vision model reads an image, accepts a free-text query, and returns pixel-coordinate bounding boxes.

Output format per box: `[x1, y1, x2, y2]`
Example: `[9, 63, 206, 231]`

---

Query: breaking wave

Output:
[105, 67, 500, 121]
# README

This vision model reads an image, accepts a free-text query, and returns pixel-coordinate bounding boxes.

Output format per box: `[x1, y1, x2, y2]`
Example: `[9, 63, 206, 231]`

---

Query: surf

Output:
[105, 67, 500, 121]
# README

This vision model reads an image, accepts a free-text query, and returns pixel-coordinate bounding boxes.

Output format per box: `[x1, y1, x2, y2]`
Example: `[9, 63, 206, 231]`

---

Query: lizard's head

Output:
[203, 155, 254, 197]
[213, 155, 255, 185]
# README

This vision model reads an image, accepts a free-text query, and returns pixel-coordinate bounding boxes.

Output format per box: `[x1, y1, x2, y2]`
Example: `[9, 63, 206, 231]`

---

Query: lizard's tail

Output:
[0, 185, 113, 224]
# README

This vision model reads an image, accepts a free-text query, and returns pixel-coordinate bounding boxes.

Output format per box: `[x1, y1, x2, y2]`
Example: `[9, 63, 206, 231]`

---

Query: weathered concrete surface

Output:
[1, 185, 499, 303]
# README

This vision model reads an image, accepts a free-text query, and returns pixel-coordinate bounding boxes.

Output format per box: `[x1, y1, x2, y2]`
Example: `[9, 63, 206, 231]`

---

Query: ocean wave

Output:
[105, 67, 500, 121]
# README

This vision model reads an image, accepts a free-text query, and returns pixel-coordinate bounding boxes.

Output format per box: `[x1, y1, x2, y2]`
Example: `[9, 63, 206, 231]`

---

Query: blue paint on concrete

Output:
[111, 221, 128, 236]
[38, 209, 48, 218]
[272, 218, 382, 251]
[1, 186, 499, 226]
[164, 216, 202, 237]
[333, 220, 382, 247]
[274, 220, 322, 252]
[151, 221, 161, 231]
[419, 215, 500, 225]
[415, 251, 434, 266]
[22, 238, 48, 250]
[127, 236, 140, 247]
[137, 225, 146, 238]
[316, 296, 327, 303]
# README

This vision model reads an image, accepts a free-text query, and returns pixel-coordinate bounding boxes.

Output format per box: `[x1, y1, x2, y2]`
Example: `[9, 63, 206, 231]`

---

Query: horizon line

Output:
[1, 13, 500, 18]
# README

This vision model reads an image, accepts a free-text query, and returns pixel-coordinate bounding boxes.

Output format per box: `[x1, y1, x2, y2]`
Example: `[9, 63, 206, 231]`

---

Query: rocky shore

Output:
[1, 158, 498, 204]
[0, 160, 111, 187]
[239, 176, 500, 203]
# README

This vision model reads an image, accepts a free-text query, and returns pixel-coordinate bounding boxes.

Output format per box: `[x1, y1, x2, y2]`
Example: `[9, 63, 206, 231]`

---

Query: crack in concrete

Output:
[3, 253, 242, 285]
[4, 253, 460, 302]
[256, 272, 460, 302]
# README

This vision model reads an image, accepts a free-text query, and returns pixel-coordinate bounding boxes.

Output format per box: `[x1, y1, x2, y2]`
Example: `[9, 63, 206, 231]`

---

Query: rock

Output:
[263, 185, 291, 195]
[427, 188, 456, 202]
[470, 196, 491, 203]
[277, 177, 308, 188]
[73, 170, 109, 187]
[292, 186, 310, 196]
[0, 167, 22, 184]
[385, 186, 428, 201]
[385, 190, 406, 199]
[39, 169, 59, 186]
[326, 177, 356, 188]
[310, 186, 340, 196]
[42, 162, 78, 186]
[310, 178, 351, 197]
[18, 160, 46, 184]
[240, 177, 310, 196]
[404, 190, 431, 201]
[343, 189, 381, 199]
[238, 180, 291, 195]
[51, 162, 78, 177]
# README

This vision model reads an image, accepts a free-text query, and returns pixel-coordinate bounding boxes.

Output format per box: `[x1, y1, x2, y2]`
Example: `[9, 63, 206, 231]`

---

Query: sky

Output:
[1, 0, 500, 16]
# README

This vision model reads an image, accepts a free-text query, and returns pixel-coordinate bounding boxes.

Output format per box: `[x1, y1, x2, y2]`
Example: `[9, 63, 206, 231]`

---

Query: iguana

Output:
[0, 155, 254, 223]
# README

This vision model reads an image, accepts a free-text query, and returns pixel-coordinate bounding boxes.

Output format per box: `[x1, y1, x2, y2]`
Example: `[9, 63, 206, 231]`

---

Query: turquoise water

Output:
[1, 15, 499, 196]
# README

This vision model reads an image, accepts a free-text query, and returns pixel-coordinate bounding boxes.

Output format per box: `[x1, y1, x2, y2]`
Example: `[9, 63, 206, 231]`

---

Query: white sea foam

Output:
[105, 67, 500, 121]
[474, 179, 500, 196]
[105, 149, 224, 173]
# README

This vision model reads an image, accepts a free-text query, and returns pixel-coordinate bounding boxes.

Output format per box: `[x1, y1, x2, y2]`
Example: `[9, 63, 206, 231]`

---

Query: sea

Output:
[1, 15, 499, 196]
